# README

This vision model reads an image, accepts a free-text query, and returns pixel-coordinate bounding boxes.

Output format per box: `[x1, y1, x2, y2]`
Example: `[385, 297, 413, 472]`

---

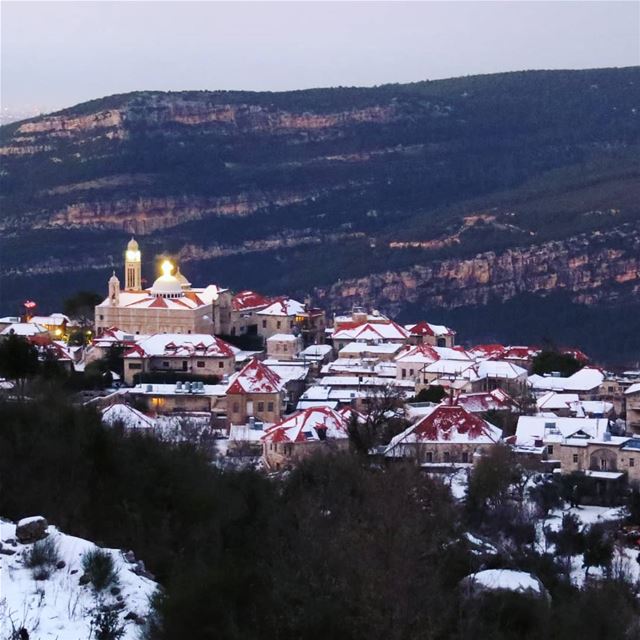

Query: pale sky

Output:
[1, 0, 639, 114]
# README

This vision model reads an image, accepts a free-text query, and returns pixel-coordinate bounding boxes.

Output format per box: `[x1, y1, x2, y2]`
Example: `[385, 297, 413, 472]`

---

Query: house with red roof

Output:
[226, 357, 286, 425]
[332, 320, 410, 351]
[227, 290, 272, 337]
[407, 321, 456, 348]
[385, 403, 502, 464]
[261, 406, 351, 468]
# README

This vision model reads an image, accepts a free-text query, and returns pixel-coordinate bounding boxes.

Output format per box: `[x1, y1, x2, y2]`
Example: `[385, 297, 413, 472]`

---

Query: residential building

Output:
[261, 406, 351, 469]
[384, 403, 502, 464]
[266, 333, 304, 361]
[122, 333, 236, 385]
[226, 358, 286, 425]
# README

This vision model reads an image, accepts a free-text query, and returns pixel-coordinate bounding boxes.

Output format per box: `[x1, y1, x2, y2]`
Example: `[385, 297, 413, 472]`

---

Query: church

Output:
[94, 239, 232, 336]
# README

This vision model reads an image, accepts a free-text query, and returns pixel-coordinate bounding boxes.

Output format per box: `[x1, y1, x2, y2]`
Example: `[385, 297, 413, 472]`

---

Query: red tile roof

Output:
[227, 358, 283, 395]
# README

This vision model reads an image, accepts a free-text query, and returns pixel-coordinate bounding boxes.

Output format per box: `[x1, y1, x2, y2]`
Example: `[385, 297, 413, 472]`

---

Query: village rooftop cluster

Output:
[2, 239, 640, 490]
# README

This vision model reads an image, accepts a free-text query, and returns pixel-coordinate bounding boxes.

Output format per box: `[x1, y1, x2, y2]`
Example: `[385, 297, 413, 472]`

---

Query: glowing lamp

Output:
[161, 260, 174, 277]
[126, 249, 141, 262]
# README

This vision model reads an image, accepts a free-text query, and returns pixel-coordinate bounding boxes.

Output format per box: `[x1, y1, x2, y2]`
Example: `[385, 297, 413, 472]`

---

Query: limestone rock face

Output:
[16, 516, 49, 543]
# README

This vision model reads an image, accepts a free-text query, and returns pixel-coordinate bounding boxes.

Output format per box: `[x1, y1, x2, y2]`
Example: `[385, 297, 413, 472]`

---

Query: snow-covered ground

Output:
[0, 519, 157, 639]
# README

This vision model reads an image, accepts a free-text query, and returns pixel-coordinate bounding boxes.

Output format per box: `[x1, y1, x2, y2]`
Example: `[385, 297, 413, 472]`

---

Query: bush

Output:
[82, 549, 119, 592]
[24, 536, 60, 569]
[90, 608, 125, 640]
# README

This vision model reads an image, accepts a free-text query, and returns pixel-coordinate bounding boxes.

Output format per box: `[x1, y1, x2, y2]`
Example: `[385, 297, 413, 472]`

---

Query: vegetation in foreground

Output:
[1, 395, 640, 639]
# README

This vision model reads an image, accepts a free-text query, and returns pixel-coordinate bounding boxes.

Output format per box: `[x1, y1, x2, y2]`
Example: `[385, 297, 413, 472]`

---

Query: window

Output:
[267, 402, 274, 412]
[573, 454, 579, 464]
[547, 445, 554, 455]
[277, 321, 282, 329]
[425, 452, 433, 463]
[443, 452, 450, 463]
[262, 320, 267, 329]
[162, 361, 169, 368]
[631, 458, 635, 467]
[197, 361, 205, 368]
[402, 369, 406, 378]
[99, 314, 104, 321]
[283, 345, 288, 351]
[232, 402, 240, 413]
[218, 361, 224, 368]
[257, 402, 265, 412]
[128, 363, 142, 370]
[462, 452, 469, 463]
[182, 361, 187, 371]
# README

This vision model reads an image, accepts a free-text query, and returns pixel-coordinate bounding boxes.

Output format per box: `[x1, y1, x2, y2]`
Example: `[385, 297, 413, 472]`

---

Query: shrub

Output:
[90, 608, 125, 640]
[82, 549, 119, 592]
[24, 537, 60, 569]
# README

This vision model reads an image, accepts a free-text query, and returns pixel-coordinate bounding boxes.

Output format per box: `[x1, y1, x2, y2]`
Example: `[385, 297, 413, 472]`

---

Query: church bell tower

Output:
[125, 237, 142, 291]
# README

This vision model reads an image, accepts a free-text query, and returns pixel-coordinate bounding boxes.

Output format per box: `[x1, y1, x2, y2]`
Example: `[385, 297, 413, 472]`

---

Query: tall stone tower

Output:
[125, 237, 142, 291]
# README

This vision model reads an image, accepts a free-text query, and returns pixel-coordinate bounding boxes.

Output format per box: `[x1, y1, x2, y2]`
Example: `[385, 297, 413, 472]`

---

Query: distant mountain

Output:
[1, 68, 639, 361]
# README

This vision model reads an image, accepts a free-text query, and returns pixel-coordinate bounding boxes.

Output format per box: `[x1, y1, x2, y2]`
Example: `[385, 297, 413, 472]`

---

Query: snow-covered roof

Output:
[625, 382, 640, 395]
[340, 341, 404, 355]
[475, 360, 527, 380]
[92, 327, 144, 347]
[226, 358, 284, 395]
[536, 391, 581, 411]
[262, 406, 350, 443]
[407, 321, 455, 337]
[515, 415, 609, 446]
[1, 322, 48, 336]
[332, 320, 410, 342]
[30, 313, 70, 325]
[267, 333, 301, 342]
[102, 403, 155, 429]
[395, 344, 440, 365]
[433, 346, 472, 361]
[257, 297, 305, 317]
[299, 344, 333, 359]
[124, 333, 236, 359]
[457, 389, 518, 413]
[317, 375, 414, 389]
[528, 367, 604, 392]
[422, 359, 477, 377]
[97, 290, 209, 310]
[262, 362, 310, 384]
[130, 382, 227, 396]
[386, 404, 502, 452]
[231, 290, 271, 311]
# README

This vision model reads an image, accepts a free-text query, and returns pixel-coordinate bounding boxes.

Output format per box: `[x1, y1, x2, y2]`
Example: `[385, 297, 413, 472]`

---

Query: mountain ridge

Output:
[1, 67, 639, 359]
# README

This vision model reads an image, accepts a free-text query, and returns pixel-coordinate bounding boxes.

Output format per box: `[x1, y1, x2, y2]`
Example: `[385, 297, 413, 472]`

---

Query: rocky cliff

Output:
[314, 223, 640, 313]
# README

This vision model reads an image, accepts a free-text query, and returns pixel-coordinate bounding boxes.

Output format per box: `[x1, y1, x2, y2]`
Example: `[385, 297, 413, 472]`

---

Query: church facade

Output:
[94, 238, 232, 336]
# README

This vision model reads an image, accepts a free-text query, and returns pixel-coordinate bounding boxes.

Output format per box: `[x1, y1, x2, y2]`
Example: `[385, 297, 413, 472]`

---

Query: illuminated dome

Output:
[127, 237, 139, 252]
[150, 261, 184, 298]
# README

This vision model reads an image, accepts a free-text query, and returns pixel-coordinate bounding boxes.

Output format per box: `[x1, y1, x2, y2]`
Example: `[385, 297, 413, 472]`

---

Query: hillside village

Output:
[2, 238, 640, 495]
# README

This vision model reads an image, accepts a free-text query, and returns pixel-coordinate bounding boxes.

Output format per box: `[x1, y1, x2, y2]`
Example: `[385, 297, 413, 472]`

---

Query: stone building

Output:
[122, 333, 236, 384]
[94, 238, 231, 337]
[384, 403, 502, 464]
[226, 358, 286, 425]
[261, 406, 351, 469]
